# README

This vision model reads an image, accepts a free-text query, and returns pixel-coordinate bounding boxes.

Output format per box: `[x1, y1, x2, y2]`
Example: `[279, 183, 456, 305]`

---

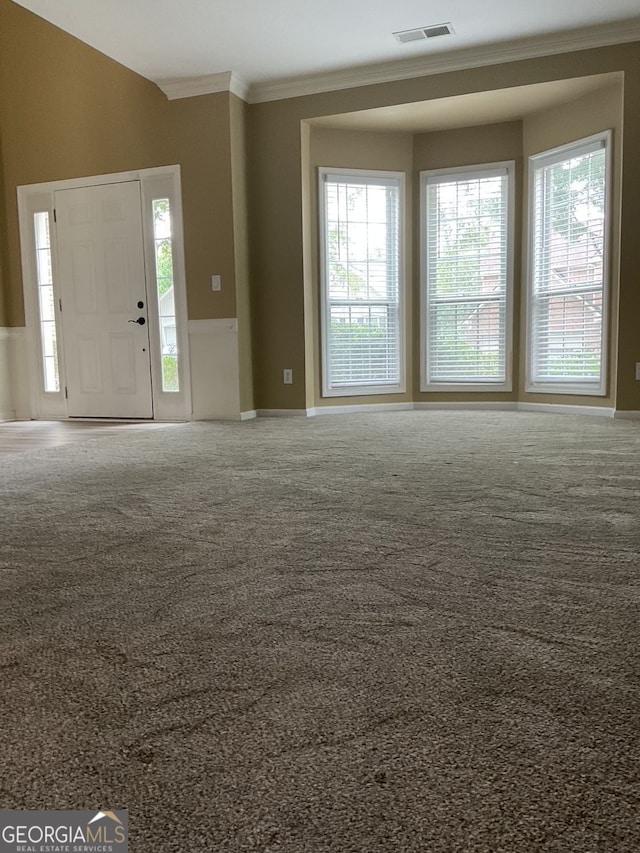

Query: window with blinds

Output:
[320, 169, 404, 396]
[528, 134, 609, 394]
[421, 163, 513, 390]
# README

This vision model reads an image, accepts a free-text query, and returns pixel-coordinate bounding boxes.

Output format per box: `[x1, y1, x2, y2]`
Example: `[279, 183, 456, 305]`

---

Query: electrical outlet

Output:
[211, 275, 221, 292]
[283, 368, 293, 385]
[636, 362, 640, 381]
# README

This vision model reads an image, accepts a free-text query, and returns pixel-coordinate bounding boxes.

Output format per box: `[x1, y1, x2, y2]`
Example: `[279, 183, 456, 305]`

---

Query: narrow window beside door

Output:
[152, 199, 179, 392]
[34, 211, 60, 392]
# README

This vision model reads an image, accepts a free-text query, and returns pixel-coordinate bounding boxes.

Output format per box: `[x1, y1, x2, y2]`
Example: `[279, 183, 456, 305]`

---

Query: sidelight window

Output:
[152, 199, 179, 392]
[34, 211, 60, 393]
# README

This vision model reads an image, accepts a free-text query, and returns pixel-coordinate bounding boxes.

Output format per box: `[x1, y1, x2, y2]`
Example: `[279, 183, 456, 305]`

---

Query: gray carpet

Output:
[1, 412, 639, 852]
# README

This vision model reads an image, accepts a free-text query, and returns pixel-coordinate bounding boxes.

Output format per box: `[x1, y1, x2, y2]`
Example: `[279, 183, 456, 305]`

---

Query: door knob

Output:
[128, 317, 146, 325]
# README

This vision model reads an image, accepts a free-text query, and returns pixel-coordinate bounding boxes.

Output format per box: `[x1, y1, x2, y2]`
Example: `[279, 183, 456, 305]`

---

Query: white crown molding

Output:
[157, 70, 249, 101]
[229, 72, 251, 101]
[248, 18, 640, 103]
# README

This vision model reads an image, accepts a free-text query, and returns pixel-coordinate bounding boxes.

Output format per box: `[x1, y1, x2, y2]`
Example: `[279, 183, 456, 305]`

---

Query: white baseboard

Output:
[254, 400, 620, 419]
[415, 401, 518, 411]
[240, 410, 257, 420]
[517, 402, 615, 417]
[312, 402, 414, 416]
[256, 408, 313, 417]
[613, 410, 640, 420]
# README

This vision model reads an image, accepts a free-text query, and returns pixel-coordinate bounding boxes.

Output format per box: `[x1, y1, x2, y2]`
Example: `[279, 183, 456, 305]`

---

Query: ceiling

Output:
[309, 75, 622, 134]
[11, 0, 640, 102]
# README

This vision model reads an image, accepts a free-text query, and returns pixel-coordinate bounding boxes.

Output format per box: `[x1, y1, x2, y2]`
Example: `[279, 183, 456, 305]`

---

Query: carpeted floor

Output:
[1, 411, 639, 852]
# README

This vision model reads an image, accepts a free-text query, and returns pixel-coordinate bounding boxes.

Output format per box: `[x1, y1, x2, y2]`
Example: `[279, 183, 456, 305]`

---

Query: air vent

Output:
[424, 23, 455, 38]
[395, 28, 426, 44]
[394, 23, 455, 44]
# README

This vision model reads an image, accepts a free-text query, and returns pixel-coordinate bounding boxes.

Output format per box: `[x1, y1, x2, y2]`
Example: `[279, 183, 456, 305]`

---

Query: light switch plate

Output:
[211, 275, 221, 292]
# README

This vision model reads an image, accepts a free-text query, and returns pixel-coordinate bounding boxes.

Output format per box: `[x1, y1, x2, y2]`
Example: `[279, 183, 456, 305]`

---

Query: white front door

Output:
[54, 181, 153, 418]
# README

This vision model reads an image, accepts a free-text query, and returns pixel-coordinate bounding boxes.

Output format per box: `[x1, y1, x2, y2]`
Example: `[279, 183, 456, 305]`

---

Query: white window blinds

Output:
[321, 171, 402, 395]
[423, 166, 511, 387]
[529, 137, 608, 393]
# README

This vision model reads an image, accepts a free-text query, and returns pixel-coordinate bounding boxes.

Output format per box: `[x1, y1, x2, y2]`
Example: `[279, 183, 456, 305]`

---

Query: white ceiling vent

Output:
[394, 23, 455, 44]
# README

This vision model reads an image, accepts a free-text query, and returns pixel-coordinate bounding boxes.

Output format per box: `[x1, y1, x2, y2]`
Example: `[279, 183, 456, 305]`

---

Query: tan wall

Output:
[229, 94, 254, 412]
[413, 121, 523, 402]
[249, 43, 640, 411]
[618, 67, 640, 411]
[249, 103, 307, 409]
[166, 94, 237, 321]
[306, 125, 414, 408]
[0, 0, 237, 327]
[0, 117, 8, 328]
[521, 81, 624, 408]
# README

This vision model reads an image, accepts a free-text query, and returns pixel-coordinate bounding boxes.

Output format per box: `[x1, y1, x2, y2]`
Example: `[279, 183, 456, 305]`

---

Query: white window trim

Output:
[525, 131, 612, 397]
[319, 167, 406, 398]
[17, 165, 191, 420]
[420, 161, 515, 393]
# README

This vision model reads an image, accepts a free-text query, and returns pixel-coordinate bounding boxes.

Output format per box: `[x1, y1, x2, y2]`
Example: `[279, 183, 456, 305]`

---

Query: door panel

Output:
[55, 182, 153, 418]
[77, 336, 102, 393]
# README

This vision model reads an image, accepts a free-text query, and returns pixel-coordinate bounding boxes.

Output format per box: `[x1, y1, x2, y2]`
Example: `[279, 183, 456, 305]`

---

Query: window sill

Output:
[322, 383, 405, 398]
[420, 381, 512, 393]
[525, 382, 605, 396]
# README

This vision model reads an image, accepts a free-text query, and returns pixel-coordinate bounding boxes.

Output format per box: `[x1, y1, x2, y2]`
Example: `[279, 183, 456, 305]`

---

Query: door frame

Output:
[17, 165, 192, 421]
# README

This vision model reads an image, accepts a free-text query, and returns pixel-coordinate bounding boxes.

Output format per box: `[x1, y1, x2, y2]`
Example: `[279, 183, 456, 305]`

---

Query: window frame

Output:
[318, 167, 406, 398]
[525, 131, 612, 396]
[420, 161, 515, 393]
[32, 208, 63, 396]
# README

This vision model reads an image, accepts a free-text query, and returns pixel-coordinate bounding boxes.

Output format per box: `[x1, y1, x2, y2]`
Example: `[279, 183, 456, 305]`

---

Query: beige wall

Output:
[0, 0, 238, 327]
[618, 69, 640, 411]
[165, 93, 237, 321]
[520, 81, 623, 408]
[249, 104, 307, 410]
[0, 118, 7, 328]
[229, 94, 254, 412]
[249, 44, 640, 412]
